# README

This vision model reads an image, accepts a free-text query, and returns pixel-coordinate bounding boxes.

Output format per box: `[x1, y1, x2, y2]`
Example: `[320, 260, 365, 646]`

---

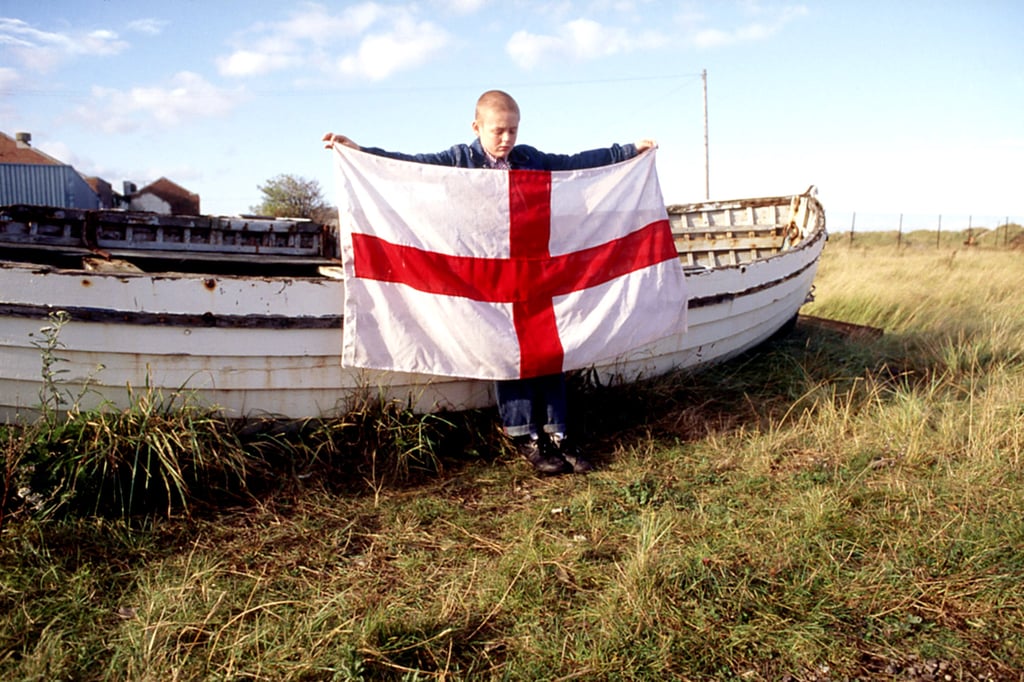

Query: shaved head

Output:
[475, 90, 520, 120]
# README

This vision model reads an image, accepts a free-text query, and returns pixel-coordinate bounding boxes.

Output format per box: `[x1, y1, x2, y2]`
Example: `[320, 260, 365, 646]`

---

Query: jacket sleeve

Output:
[358, 145, 469, 167]
[516, 143, 639, 171]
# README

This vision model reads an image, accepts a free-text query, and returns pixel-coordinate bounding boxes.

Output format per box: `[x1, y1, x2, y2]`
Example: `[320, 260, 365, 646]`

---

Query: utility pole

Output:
[702, 69, 710, 200]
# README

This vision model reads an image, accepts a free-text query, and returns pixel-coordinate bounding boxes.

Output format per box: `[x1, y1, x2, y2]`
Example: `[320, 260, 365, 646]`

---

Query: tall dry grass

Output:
[1, 239, 1022, 680]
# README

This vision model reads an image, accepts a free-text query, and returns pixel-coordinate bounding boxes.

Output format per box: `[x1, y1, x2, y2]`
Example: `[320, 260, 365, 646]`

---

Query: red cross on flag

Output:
[332, 146, 688, 380]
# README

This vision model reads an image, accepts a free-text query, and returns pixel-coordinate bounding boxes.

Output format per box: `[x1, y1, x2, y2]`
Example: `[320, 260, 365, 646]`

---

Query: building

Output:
[0, 131, 102, 209]
[0, 130, 199, 215]
[129, 177, 200, 215]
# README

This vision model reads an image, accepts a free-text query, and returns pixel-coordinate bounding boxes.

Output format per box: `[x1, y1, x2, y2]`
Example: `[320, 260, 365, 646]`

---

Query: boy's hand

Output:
[323, 133, 360, 150]
[635, 138, 657, 152]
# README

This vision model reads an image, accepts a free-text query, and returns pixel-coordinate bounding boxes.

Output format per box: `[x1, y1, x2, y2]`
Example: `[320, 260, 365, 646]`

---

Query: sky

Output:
[2, 1, 1022, 231]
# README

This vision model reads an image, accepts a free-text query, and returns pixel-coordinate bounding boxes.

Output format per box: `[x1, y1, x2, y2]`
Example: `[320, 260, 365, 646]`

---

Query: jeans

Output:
[495, 373, 568, 438]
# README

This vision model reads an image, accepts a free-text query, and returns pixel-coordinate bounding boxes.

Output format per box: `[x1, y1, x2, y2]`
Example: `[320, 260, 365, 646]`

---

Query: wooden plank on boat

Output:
[672, 234, 783, 253]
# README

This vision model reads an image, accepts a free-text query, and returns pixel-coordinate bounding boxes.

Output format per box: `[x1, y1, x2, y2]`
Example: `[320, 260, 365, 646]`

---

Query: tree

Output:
[251, 174, 335, 224]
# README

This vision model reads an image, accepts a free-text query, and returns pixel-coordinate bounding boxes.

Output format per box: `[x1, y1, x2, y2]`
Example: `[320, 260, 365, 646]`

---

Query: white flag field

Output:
[332, 145, 688, 381]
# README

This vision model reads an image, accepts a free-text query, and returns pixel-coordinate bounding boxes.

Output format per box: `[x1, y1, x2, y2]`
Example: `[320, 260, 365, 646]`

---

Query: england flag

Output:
[332, 145, 688, 380]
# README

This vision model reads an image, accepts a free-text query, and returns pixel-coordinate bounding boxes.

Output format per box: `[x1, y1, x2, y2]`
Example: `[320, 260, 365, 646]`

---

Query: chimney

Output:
[123, 181, 137, 196]
[15, 132, 31, 147]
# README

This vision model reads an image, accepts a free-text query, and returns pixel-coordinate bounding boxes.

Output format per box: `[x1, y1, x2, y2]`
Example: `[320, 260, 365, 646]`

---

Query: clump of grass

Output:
[19, 386, 255, 519]
[306, 392, 457, 491]
[237, 390, 494, 500]
[8, 386, 493, 522]
[4, 312, 243, 521]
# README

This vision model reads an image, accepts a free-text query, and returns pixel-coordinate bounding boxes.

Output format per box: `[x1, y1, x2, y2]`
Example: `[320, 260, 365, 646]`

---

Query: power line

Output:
[3, 73, 705, 97]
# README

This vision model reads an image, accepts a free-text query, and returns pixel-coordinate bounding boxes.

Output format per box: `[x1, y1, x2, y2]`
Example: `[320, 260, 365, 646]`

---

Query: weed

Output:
[31, 310, 72, 420]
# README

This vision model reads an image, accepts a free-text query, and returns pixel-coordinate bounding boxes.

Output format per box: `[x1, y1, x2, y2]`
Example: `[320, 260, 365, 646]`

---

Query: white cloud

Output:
[434, 0, 489, 14]
[506, 31, 562, 70]
[0, 17, 128, 71]
[280, 2, 387, 42]
[75, 71, 243, 133]
[126, 18, 168, 36]
[337, 16, 450, 80]
[218, 50, 301, 77]
[506, 18, 665, 69]
[216, 2, 449, 80]
[690, 4, 807, 48]
[79, 29, 128, 55]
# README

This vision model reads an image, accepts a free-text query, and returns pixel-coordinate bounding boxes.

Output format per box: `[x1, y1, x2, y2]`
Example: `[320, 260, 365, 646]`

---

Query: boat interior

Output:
[668, 192, 817, 271]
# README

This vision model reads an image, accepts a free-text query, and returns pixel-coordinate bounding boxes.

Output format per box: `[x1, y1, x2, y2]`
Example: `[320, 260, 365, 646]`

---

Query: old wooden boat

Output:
[0, 188, 826, 421]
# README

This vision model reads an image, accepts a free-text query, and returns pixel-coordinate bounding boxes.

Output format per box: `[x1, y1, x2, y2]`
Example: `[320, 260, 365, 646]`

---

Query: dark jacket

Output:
[362, 138, 639, 171]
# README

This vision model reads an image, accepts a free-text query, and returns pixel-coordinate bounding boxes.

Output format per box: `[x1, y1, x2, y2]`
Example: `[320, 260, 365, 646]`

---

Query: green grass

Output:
[2, 241, 1023, 680]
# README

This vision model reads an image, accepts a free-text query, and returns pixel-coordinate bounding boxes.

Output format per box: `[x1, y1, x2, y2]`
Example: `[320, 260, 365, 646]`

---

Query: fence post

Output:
[849, 212, 856, 245]
[897, 213, 903, 248]
[936, 215, 942, 249]
[1006, 217, 1011, 247]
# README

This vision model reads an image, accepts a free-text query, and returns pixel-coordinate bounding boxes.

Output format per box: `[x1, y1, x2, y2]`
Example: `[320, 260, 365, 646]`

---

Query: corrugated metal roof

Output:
[0, 163, 100, 209]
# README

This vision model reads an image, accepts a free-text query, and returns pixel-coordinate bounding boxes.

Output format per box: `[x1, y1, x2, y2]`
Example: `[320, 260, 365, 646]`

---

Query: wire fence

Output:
[829, 211, 1022, 248]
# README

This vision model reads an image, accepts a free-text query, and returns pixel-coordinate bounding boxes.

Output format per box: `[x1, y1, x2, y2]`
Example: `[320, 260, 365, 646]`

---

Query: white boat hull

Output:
[1, 192, 826, 421]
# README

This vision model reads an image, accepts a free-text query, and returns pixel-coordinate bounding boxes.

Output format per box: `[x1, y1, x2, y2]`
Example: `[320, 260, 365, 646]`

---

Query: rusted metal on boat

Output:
[1, 188, 826, 420]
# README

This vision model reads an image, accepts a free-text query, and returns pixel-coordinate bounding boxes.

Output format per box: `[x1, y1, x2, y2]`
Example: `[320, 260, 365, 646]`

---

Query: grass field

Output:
[2, 235, 1023, 680]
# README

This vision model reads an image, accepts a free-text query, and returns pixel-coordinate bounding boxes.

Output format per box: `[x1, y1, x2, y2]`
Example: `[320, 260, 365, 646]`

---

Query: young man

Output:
[324, 90, 655, 475]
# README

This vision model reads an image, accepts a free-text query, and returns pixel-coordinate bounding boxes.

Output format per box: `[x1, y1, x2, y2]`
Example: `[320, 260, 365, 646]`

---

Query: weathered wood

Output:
[83, 257, 143, 273]
[673, 234, 783, 252]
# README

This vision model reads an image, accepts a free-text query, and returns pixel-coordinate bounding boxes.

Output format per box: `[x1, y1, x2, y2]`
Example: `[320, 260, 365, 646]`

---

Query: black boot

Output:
[513, 436, 570, 475]
[550, 435, 594, 474]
